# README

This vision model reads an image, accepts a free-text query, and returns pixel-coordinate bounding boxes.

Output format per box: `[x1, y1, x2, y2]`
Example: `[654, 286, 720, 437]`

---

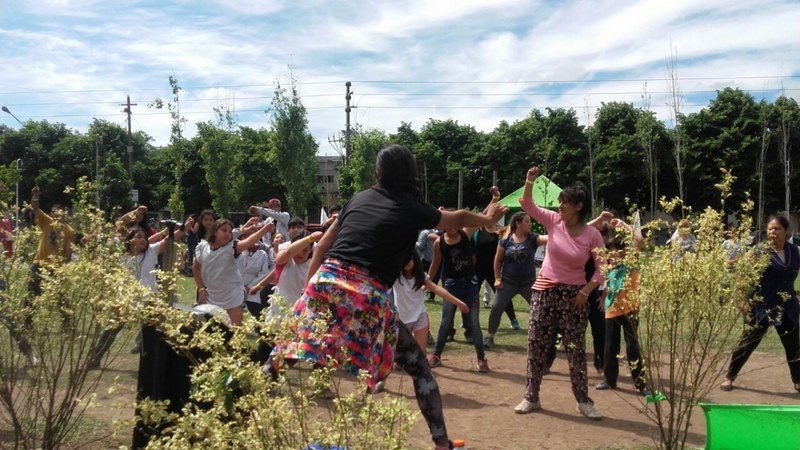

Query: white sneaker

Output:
[26, 353, 40, 367]
[373, 380, 386, 394]
[576, 401, 602, 420]
[514, 399, 541, 414]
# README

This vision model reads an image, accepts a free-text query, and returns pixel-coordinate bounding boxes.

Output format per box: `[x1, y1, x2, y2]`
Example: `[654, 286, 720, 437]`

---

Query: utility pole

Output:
[345, 82, 352, 163]
[120, 95, 137, 184]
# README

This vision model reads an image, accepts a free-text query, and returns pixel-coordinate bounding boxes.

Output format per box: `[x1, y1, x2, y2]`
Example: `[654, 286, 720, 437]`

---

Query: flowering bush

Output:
[606, 170, 768, 450]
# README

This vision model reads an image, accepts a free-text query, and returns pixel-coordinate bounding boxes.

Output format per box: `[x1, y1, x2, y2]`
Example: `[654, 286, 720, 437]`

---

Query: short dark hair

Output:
[329, 204, 342, 214]
[558, 184, 591, 222]
[288, 217, 305, 229]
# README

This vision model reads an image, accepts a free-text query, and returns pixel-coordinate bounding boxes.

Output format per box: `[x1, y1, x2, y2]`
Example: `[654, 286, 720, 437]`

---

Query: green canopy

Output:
[498, 176, 562, 212]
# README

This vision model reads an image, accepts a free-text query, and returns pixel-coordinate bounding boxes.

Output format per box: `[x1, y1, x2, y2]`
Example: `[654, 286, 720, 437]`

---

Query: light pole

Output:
[1, 106, 24, 126]
[15, 159, 22, 227]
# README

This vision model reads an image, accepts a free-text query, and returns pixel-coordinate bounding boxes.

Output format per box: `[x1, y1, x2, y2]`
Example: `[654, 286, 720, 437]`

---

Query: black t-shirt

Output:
[327, 188, 441, 287]
[472, 228, 499, 279]
[440, 229, 476, 280]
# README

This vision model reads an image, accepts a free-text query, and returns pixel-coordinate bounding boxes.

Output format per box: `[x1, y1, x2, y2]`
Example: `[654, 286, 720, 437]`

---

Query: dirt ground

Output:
[378, 349, 800, 450]
[80, 346, 799, 450]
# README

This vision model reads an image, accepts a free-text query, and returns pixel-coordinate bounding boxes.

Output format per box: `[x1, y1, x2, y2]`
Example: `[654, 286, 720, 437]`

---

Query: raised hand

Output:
[526, 167, 540, 183]
[485, 202, 508, 222]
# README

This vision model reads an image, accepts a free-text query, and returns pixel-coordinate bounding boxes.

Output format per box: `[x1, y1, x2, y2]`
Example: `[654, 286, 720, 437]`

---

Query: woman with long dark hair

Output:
[269, 144, 507, 450]
[484, 212, 547, 348]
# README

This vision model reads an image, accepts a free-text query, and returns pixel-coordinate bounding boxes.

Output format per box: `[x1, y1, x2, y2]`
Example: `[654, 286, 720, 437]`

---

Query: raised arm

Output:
[235, 222, 275, 254]
[275, 231, 322, 266]
[249, 206, 290, 228]
[464, 186, 502, 236]
[520, 166, 558, 228]
[304, 220, 339, 286]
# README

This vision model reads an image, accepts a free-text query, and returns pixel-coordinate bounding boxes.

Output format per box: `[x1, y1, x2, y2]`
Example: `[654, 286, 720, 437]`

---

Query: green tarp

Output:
[497, 176, 562, 213]
[496, 177, 562, 231]
[700, 402, 800, 450]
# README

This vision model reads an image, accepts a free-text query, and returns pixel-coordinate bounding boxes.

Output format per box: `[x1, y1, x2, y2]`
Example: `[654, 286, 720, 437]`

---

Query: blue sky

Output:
[1, 0, 799, 155]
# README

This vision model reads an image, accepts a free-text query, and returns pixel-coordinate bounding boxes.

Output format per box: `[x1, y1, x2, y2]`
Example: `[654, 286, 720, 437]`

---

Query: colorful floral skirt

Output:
[271, 258, 396, 389]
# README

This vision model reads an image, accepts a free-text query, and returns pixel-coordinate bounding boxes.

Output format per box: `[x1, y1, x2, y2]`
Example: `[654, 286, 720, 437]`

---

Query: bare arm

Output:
[275, 231, 322, 266]
[303, 219, 339, 287]
[424, 279, 469, 313]
[234, 222, 275, 254]
[436, 203, 507, 231]
[428, 237, 443, 280]
[193, 259, 207, 304]
[465, 186, 501, 236]
[493, 244, 505, 288]
[31, 186, 41, 217]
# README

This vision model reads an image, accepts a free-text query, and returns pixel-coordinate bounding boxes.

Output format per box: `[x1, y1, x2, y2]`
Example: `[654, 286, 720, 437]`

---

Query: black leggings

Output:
[394, 322, 449, 447]
[726, 316, 800, 383]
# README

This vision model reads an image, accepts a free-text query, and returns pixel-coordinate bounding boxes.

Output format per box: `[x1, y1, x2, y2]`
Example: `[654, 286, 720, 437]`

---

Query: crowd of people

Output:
[4, 143, 800, 450]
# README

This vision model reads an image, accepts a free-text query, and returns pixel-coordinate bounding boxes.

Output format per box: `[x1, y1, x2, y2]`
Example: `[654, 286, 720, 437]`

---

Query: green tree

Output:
[197, 122, 240, 217]
[682, 88, 763, 213]
[268, 78, 320, 219]
[414, 119, 484, 208]
[338, 128, 388, 201]
[588, 102, 645, 212]
[150, 75, 189, 218]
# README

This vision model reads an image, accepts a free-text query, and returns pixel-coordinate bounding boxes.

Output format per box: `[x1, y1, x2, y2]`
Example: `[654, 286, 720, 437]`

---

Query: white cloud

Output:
[1, 0, 798, 150]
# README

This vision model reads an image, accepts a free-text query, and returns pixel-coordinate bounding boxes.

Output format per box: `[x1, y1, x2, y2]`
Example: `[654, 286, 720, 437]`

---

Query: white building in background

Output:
[318, 155, 342, 210]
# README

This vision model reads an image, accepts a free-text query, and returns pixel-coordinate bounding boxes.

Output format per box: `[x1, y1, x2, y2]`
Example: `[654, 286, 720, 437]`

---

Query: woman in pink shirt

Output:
[514, 166, 605, 420]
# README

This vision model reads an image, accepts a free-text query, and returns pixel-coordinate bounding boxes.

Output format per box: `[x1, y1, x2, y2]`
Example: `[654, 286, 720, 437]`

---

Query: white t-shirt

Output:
[237, 248, 270, 304]
[266, 258, 310, 321]
[392, 274, 427, 324]
[123, 241, 163, 292]
[195, 240, 244, 309]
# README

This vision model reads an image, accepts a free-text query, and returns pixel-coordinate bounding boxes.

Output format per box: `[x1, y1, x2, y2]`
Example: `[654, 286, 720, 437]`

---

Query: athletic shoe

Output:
[373, 380, 386, 394]
[26, 352, 41, 368]
[477, 358, 490, 373]
[428, 354, 442, 368]
[130, 344, 141, 354]
[483, 336, 494, 349]
[637, 386, 651, 397]
[510, 319, 520, 330]
[514, 399, 541, 414]
[483, 300, 490, 308]
[576, 401, 603, 420]
[595, 381, 615, 390]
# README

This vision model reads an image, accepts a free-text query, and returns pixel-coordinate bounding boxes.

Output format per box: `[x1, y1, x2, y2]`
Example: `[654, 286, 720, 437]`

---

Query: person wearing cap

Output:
[250, 198, 290, 240]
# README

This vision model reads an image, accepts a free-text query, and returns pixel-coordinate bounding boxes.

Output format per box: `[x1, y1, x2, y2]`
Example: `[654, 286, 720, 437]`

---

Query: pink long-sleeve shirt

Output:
[520, 195, 605, 286]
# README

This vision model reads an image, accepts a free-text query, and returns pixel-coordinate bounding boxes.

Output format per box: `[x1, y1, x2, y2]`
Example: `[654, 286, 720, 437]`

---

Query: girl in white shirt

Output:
[237, 240, 270, 319]
[252, 230, 321, 321]
[194, 218, 274, 325]
[393, 249, 469, 355]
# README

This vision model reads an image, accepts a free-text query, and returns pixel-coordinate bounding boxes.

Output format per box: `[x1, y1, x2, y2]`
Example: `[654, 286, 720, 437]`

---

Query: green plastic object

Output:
[699, 403, 800, 450]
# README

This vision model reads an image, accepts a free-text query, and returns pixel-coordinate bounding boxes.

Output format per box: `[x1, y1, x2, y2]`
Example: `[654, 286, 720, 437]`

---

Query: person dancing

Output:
[268, 144, 507, 450]
[514, 166, 605, 420]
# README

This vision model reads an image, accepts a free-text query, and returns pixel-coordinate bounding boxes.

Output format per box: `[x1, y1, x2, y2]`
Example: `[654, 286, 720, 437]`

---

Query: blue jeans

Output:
[434, 276, 484, 360]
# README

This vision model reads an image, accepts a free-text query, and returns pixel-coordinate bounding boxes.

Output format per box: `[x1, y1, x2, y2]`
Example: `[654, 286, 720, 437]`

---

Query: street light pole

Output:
[15, 159, 22, 227]
[1, 106, 24, 126]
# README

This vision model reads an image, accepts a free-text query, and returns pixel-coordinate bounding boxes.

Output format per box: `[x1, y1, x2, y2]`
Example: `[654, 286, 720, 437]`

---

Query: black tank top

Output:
[440, 230, 476, 279]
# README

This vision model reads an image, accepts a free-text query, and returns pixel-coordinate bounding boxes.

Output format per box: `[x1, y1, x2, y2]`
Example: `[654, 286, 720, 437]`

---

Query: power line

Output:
[1, 74, 797, 95]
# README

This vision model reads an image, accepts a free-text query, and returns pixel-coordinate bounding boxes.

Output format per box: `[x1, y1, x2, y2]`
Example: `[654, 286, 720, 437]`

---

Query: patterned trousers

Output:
[524, 283, 592, 404]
